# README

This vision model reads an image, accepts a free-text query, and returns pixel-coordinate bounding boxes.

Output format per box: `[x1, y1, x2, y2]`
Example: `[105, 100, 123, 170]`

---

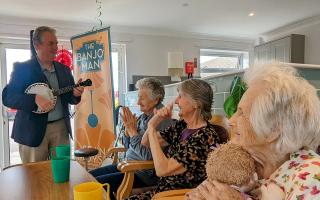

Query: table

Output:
[0, 160, 97, 200]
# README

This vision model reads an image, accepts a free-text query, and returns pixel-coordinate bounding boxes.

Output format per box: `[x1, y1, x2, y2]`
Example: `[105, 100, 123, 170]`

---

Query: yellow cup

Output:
[73, 182, 110, 200]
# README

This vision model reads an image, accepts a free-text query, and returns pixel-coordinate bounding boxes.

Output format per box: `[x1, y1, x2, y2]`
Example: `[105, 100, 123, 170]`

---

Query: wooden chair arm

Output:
[117, 160, 154, 172]
[152, 189, 192, 200]
[116, 160, 154, 200]
[105, 147, 127, 156]
[105, 147, 127, 165]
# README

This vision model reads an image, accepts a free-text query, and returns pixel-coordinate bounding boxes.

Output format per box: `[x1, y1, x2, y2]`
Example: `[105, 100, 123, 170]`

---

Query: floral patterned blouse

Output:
[260, 149, 320, 200]
[127, 120, 228, 200]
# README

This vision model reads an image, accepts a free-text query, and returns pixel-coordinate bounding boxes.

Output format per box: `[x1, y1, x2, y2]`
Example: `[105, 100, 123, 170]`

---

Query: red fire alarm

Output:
[185, 62, 194, 74]
[185, 62, 194, 78]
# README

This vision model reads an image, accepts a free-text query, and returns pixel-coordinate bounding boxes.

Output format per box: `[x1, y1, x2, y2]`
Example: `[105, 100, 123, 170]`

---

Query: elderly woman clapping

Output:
[127, 79, 228, 200]
[90, 78, 173, 199]
[194, 64, 320, 200]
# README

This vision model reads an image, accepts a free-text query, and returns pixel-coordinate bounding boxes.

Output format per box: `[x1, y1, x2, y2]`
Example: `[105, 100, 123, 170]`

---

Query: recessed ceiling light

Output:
[248, 12, 255, 17]
[182, 3, 189, 7]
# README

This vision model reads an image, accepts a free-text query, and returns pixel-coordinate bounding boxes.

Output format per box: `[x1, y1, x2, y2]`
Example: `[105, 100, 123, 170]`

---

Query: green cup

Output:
[51, 144, 71, 158]
[51, 156, 70, 183]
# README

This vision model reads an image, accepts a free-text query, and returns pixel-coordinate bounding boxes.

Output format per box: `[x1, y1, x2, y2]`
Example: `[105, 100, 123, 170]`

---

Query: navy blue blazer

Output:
[2, 57, 81, 147]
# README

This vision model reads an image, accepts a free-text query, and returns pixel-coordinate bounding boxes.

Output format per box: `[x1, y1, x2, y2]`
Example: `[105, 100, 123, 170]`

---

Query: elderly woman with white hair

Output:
[193, 64, 320, 200]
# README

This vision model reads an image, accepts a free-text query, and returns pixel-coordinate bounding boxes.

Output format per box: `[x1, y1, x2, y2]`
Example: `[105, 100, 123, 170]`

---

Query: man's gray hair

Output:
[135, 78, 165, 103]
[244, 63, 320, 154]
[32, 26, 56, 47]
[178, 79, 213, 121]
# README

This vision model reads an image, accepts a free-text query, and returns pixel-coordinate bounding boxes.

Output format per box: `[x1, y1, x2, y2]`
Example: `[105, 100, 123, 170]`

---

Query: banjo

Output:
[25, 79, 92, 114]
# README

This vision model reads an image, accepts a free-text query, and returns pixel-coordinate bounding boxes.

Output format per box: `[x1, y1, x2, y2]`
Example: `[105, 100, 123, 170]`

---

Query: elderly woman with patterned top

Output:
[193, 64, 320, 200]
[126, 79, 228, 200]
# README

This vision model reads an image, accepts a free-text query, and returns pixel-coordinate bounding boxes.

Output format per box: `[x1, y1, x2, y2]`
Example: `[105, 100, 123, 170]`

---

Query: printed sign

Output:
[71, 27, 115, 169]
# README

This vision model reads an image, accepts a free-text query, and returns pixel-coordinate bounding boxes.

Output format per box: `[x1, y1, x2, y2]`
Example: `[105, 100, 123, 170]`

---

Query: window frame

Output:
[200, 49, 248, 77]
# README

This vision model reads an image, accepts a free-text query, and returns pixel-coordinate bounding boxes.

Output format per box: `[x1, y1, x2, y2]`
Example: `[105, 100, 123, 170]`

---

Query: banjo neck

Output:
[52, 79, 92, 96]
[52, 84, 80, 96]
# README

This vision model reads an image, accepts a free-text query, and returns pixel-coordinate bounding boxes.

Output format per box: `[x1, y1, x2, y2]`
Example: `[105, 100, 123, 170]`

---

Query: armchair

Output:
[101, 146, 155, 200]
[152, 189, 191, 200]
[104, 146, 127, 165]
[116, 160, 155, 200]
[209, 114, 230, 140]
[114, 159, 194, 200]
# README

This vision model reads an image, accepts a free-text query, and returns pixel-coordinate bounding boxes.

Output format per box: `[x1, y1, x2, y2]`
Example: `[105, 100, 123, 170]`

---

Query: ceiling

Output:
[1, 0, 320, 39]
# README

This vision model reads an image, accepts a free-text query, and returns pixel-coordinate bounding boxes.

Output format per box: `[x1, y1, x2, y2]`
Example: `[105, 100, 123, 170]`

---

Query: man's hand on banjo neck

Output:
[73, 78, 84, 97]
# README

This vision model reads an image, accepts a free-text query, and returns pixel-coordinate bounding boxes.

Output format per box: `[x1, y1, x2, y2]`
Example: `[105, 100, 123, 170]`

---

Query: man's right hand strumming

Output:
[35, 94, 54, 112]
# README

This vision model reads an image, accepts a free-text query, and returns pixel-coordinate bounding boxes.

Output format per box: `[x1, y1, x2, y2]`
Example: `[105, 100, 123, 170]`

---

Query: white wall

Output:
[0, 15, 254, 86]
[2, 15, 320, 84]
[259, 16, 320, 65]
[112, 32, 254, 85]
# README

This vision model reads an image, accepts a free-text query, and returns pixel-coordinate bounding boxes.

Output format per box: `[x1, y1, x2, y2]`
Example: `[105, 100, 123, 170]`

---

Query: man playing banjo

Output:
[2, 26, 84, 163]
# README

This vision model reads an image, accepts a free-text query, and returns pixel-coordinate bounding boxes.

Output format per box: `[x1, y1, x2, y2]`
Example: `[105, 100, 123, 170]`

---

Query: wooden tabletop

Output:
[0, 160, 97, 200]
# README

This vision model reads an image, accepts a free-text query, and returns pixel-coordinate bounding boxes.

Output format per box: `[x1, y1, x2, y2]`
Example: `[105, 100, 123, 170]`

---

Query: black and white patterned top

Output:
[127, 119, 228, 200]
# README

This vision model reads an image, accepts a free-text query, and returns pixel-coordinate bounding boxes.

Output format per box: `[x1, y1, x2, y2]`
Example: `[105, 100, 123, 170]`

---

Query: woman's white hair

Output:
[135, 77, 165, 103]
[244, 63, 320, 154]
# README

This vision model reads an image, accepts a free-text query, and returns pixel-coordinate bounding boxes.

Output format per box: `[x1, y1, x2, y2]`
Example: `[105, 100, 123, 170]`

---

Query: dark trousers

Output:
[90, 164, 148, 200]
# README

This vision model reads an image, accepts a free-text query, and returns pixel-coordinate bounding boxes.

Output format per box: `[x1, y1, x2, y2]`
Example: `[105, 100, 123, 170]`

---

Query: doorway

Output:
[0, 46, 31, 169]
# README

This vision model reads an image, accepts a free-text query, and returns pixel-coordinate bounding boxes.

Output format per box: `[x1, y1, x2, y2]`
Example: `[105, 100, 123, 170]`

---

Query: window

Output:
[200, 49, 249, 78]
[111, 44, 126, 106]
[3, 48, 31, 166]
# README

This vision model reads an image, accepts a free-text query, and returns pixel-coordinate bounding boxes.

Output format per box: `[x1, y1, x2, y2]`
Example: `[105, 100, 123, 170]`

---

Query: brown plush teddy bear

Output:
[186, 143, 257, 200]
[205, 143, 256, 188]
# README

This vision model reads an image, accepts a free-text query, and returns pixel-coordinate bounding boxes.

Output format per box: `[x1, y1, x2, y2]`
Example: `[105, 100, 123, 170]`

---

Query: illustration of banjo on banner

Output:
[25, 79, 92, 114]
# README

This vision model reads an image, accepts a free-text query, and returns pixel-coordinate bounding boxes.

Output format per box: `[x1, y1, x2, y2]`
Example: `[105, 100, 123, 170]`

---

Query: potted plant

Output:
[223, 76, 247, 118]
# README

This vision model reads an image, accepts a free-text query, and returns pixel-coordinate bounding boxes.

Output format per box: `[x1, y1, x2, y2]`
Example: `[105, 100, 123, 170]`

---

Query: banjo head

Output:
[25, 83, 57, 114]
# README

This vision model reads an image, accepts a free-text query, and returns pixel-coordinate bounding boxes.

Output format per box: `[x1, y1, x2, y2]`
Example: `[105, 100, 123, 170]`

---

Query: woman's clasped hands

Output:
[121, 106, 138, 137]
